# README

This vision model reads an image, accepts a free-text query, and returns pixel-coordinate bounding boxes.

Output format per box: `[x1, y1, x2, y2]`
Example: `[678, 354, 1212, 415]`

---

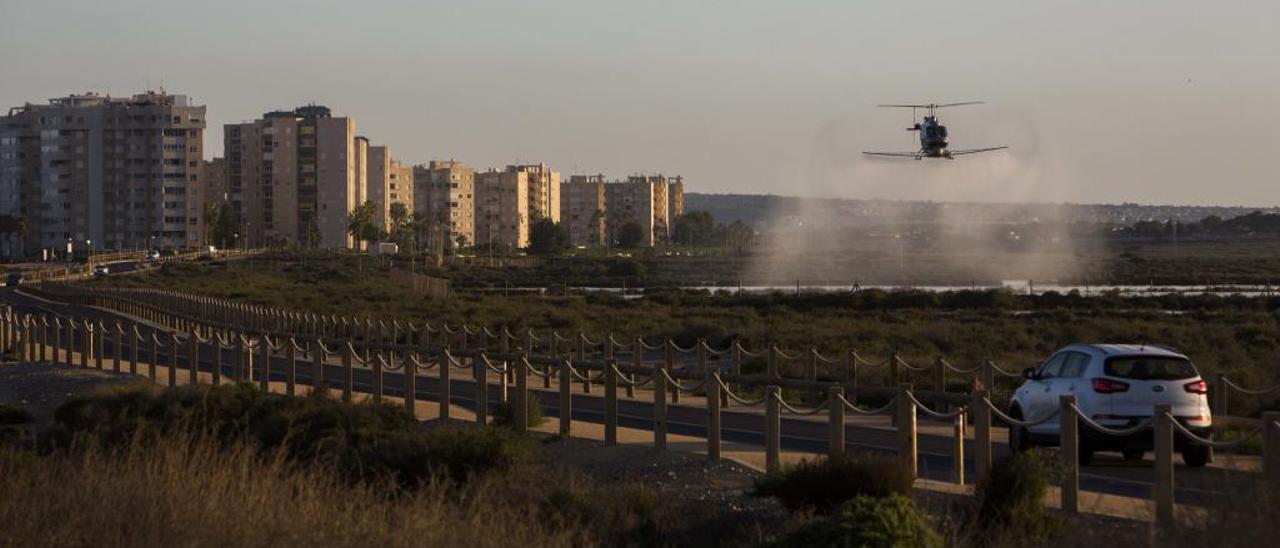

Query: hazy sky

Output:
[3, 0, 1278, 206]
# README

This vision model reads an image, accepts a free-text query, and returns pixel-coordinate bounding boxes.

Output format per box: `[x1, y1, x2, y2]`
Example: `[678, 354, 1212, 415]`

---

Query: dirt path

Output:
[0, 361, 141, 433]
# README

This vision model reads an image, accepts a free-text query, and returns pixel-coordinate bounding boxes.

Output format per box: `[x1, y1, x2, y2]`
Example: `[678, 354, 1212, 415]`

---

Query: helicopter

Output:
[863, 102, 1007, 160]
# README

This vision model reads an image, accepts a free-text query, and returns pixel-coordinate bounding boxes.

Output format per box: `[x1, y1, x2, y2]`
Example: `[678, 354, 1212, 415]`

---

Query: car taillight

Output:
[1092, 377, 1130, 394]
[1184, 380, 1208, 394]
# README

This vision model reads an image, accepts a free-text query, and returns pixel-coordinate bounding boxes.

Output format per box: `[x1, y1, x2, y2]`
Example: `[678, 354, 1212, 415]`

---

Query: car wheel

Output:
[1182, 445, 1210, 468]
[1008, 406, 1031, 453]
[1122, 449, 1145, 461]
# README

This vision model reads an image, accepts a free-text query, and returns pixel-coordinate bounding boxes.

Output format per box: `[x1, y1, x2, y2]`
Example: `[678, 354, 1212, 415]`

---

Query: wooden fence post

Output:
[898, 384, 917, 480]
[372, 355, 384, 407]
[168, 334, 178, 387]
[974, 390, 992, 484]
[129, 324, 138, 375]
[81, 321, 92, 369]
[404, 353, 417, 419]
[604, 363, 619, 445]
[829, 386, 845, 458]
[342, 344, 354, 402]
[1060, 395, 1078, 514]
[256, 335, 269, 391]
[286, 339, 296, 396]
[149, 331, 159, 382]
[189, 331, 199, 386]
[707, 371, 720, 460]
[311, 340, 324, 396]
[559, 361, 572, 436]
[953, 412, 966, 486]
[234, 335, 244, 383]
[766, 385, 781, 473]
[514, 357, 528, 434]
[1154, 403, 1174, 526]
[95, 322, 105, 370]
[474, 354, 488, 425]
[439, 351, 451, 420]
[654, 366, 668, 450]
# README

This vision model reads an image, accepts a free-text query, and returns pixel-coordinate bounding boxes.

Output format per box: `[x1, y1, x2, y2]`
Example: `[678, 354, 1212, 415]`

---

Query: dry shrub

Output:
[753, 453, 913, 513]
[769, 494, 941, 548]
[0, 433, 579, 548]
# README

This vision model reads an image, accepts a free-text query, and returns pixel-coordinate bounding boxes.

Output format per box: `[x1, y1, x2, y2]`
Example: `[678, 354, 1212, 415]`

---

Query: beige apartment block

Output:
[562, 175, 606, 247]
[365, 144, 414, 232]
[511, 163, 560, 223]
[0, 91, 206, 254]
[204, 157, 227, 204]
[353, 136, 368, 206]
[627, 175, 681, 243]
[668, 175, 685, 224]
[604, 179, 657, 247]
[475, 168, 530, 250]
[389, 160, 413, 221]
[224, 105, 357, 249]
[366, 145, 391, 230]
[414, 159, 475, 248]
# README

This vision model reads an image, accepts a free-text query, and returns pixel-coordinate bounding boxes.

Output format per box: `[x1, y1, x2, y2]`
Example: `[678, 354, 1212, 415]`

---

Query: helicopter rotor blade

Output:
[934, 101, 985, 108]
[947, 146, 1008, 156]
[862, 151, 923, 158]
[877, 101, 986, 109]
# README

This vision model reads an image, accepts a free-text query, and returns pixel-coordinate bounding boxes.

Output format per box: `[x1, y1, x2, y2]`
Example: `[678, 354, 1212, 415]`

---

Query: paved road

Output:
[1, 286, 1249, 505]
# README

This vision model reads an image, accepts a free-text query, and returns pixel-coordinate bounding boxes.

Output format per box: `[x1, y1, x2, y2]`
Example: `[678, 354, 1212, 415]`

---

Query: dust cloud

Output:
[743, 108, 1104, 286]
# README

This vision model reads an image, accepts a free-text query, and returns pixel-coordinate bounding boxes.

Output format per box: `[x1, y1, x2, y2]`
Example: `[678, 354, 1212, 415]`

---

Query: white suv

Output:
[1008, 344, 1212, 467]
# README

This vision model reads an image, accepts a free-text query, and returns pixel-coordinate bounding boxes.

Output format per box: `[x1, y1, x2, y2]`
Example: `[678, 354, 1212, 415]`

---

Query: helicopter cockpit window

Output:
[938, 127, 948, 137]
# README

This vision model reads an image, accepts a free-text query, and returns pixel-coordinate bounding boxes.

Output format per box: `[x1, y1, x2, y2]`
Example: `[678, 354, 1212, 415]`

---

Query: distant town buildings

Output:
[223, 105, 358, 248]
[0, 91, 206, 255]
[1, 90, 693, 256]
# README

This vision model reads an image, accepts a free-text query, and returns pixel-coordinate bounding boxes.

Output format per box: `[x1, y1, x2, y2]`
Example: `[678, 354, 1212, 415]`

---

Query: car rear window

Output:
[1104, 356, 1197, 380]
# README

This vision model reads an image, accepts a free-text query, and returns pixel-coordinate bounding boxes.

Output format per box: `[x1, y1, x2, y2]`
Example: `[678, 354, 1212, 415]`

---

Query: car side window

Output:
[1038, 353, 1067, 379]
[1061, 352, 1091, 378]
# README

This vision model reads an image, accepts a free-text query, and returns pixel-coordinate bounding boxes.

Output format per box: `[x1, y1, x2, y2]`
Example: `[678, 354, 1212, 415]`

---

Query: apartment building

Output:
[515, 163, 560, 223]
[474, 168, 530, 250]
[223, 105, 357, 248]
[627, 175, 679, 243]
[204, 157, 227, 203]
[352, 136, 368, 206]
[389, 160, 413, 220]
[0, 91, 206, 254]
[366, 145, 393, 230]
[668, 175, 684, 224]
[474, 163, 560, 250]
[414, 159, 475, 248]
[604, 179, 657, 247]
[561, 174, 606, 247]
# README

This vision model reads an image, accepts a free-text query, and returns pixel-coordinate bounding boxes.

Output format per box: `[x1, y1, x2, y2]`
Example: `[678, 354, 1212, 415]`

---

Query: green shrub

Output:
[771, 494, 941, 548]
[972, 451, 1059, 545]
[0, 404, 32, 426]
[492, 393, 545, 429]
[753, 453, 913, 513]
[49, 384, 531, 487]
